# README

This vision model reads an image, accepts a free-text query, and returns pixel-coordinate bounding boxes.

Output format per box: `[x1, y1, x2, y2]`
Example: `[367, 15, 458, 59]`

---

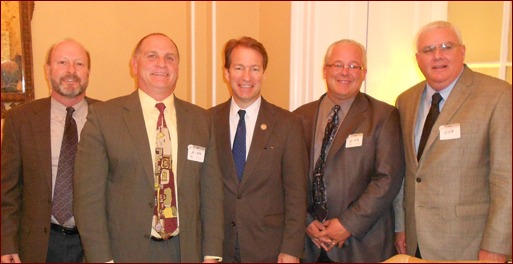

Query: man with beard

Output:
[1, 39, 100, 263]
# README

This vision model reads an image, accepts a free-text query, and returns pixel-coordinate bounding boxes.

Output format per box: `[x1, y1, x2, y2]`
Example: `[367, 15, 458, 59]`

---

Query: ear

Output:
[44, 64, 50, 79]
[223, 68, 230, 81]
[130, 57, 138, 74]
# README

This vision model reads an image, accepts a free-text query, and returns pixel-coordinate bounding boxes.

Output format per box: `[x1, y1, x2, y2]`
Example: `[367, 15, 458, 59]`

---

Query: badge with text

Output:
[187, 144, 205, 162]
[346, 133, 363, 148]
[439, 123, 461, 140]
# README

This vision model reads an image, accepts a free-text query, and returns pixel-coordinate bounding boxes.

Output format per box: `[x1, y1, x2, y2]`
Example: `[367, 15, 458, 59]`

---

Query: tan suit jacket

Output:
[294, 92, 405, 262]
[209, 98, 308, 262]
[395, 66, 512, 260]
[74, 91, 224, 262]
[1, 97, 99, 262]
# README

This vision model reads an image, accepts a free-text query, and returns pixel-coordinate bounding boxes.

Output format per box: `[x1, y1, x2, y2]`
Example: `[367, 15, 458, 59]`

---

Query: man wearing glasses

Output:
[294, 39, 405, 262]
[394, 21, 511, 261]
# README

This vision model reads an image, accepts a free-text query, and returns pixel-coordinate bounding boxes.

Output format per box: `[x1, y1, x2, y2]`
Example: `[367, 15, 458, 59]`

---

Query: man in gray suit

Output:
[74, 33, 223, 263]
[394, 21, 512, 262]
[2, 39, 99, 262]
[209, 36, 307, 263]
[294, 39, 404, 262]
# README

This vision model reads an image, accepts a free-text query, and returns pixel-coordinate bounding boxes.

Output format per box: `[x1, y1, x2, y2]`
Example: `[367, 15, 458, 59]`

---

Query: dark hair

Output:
[223, 36, 268, 71]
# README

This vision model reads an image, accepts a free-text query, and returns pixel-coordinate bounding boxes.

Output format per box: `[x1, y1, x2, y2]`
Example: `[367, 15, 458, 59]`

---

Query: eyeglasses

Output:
[419, 42, 461, 55]
[325, 63, 365, 72]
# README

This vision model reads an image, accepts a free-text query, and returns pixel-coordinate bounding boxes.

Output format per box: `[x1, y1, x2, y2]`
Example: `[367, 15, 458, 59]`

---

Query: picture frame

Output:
[1, 1, 35, 119]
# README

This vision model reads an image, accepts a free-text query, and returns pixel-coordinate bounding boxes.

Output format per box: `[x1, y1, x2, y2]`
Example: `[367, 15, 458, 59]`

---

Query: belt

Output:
[51, 223, 79, 236]
[150, 235, 176, 242]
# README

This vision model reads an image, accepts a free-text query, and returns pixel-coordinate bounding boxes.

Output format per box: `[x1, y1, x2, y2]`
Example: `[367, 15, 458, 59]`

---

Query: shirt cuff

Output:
[204, 256, 222, 262]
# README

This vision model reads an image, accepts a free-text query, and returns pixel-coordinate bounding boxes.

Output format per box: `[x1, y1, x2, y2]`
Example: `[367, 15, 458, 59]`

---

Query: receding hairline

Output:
[46, 39, 91, 70]
[415, 20, 463, 51]
[132, 33, 180, 60]
[324, 39, 367, 68]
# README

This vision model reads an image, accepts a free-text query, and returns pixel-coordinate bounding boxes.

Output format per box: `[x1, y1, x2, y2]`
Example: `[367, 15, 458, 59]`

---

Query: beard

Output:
[50, 73, 88, 98]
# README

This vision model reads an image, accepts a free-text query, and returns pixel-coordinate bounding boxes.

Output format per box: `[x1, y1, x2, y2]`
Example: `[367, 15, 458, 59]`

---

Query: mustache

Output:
[60, 73, 81, 83]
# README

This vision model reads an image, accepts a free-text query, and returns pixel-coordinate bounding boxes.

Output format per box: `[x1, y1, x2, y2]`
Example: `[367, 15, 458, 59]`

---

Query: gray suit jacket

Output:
[395, 66, 512, 260]
[294, 92, 404, 262]
[1, 96, 99, 262]
[74, 91, 224, 262]
[209, 98, 308, 262]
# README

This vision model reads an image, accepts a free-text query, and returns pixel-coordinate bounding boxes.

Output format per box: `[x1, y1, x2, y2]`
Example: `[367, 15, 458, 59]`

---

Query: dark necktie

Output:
[312, 105, 340, 222]
[417, 92, 443, 160]
[52, 107, 77, 225]
[232, 110, 246, 181]
[152, 103, 177, 240]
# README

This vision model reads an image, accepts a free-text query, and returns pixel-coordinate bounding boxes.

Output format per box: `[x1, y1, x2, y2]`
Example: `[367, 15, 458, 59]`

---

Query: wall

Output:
[30, 1, 292, 109]
[29, 1, 511, 110]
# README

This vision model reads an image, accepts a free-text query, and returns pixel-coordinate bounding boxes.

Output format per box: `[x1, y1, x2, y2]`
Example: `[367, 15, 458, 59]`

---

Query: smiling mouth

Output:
[152, 72, 169, 76]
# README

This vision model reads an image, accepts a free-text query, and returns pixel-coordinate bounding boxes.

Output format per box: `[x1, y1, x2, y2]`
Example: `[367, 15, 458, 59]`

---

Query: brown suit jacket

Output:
[73, 91, 224, 262]
[395, 66, 512, 260]
[294, 92, 404, 262]
[1, 96, 99, 262]
[209, 98, 308, 262]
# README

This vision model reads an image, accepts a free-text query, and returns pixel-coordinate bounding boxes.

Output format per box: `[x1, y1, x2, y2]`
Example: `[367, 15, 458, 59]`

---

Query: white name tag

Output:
[187, 144, 205, 162]
[346, 133, 363, 148]
[439, 123, 461, 140]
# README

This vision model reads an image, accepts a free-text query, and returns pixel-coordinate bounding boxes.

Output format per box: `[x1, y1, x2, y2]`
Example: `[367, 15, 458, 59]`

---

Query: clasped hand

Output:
[306, 218, 351, 252]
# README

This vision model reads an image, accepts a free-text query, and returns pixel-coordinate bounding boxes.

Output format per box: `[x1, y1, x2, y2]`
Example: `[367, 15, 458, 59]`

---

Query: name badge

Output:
[346, 133, 363, 148]
[439, 124, 461, 140]
[187, 144, 205, 162]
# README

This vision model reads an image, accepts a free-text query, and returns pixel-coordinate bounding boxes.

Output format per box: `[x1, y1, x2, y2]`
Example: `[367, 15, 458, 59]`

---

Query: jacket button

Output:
[231, 221, 236, 227]
[149, 202, 154, 208]
[416, 177, 422, 183]
[144, 235, 150, 239]
[237, 194, 242, 199]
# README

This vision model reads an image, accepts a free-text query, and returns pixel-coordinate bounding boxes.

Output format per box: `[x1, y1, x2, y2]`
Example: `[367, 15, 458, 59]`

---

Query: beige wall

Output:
[30, 1, 291, 109]
[26, 1, 512, 109]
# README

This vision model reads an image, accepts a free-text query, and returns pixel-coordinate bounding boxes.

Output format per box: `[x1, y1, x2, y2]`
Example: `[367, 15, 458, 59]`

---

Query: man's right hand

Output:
[1, 254, 21, 263]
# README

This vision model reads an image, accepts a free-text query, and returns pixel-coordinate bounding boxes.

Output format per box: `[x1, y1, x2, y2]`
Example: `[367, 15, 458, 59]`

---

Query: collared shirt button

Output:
[231, 221, 236, 227]
[416, 177, 422, 183]
[237, 194, 242, 199]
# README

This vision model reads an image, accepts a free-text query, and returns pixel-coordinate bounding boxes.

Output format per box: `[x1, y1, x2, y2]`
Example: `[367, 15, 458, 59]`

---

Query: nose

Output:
[156, 56, 166, 67]
[242, 69, 251, 80]
[433, 47, 444, 58]
[67, 63, 77, 73]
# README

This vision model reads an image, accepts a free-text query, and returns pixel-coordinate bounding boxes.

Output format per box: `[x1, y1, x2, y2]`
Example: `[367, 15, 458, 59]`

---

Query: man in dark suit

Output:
[73, 33, 223, 263]
[294, 39, 404, 262]
[394, 21, 511, 262]
[209, 36, 307, 263]
[1, 39, 100, 262]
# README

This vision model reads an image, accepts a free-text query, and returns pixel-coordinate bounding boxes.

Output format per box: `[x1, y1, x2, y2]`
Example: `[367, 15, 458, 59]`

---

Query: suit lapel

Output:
[422, 67, 473, 159]
[325, 93, 367, 164]
[122, 91, 154, 189]
[212, 101, 239, 185]
[402, 84, 424, 166]
[31, 98, 53, 191]
[174, 97, 194, 187]
[240, 99, 276, 189]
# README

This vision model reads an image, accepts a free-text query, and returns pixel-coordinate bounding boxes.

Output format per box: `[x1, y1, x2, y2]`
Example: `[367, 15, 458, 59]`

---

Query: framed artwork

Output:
[1, 1, 35, 119]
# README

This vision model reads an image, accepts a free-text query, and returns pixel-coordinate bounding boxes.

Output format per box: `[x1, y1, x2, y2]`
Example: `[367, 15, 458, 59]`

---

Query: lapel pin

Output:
[260, 124, 267, 130]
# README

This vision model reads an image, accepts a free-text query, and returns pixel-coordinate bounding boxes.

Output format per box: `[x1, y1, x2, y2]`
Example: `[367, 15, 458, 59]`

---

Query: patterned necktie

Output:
[52, 107, 77, 225]
[417, 93, 443, 161]
[312, 105, 340, 222]
[232, 110, 246, 181]
[152, 103, 177, 240]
